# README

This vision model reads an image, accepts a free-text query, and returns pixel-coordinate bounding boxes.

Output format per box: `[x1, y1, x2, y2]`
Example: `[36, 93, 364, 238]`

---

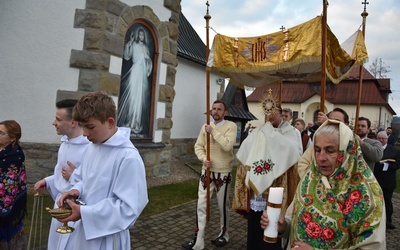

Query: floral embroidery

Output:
[1, 144, 27, 244]
[334, 171, 345, 181]
[339, 199, 354, 215]
[292, 136, 383, 249]
[335, 150, 344, 166]
[363, 222, 370, 228]
[251, 158, 274, 175]
[1, 165, 27, 214]
[321, 228, 335, 241]
[200, 171, 231, 192]
[326, 194, 335, 204]
[347, 140, 357, 155]
[306, 222, 322, 238]
[303, 194, 314, 206]
[302, 212, 313, 224]
[349, 190, 362, 203]
[297, 209, 337, 246]
[350, 172, 364, 185]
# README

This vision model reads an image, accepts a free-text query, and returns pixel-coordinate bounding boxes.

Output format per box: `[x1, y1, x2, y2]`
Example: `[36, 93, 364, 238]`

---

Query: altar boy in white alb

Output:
[57, 92, 148, 250]
[34, 99, 90, 250]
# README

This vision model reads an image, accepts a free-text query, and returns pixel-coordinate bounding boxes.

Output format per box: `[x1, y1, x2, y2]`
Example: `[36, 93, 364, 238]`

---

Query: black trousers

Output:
[247, 210, 282, 250]
[382, 188, 394, 222]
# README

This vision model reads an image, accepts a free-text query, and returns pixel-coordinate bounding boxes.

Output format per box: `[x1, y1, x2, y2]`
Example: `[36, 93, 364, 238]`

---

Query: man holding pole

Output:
[182, 100, 237, 250]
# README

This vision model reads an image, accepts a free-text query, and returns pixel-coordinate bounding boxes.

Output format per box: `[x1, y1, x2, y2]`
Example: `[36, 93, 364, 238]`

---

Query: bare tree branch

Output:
[368, 58, 391, 78]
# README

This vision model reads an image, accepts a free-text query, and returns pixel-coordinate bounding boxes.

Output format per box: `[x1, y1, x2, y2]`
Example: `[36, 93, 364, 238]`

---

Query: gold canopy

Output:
[206, 16, 367, 88]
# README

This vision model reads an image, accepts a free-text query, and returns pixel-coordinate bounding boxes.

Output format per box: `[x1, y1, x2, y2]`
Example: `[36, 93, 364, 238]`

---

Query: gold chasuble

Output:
[207, 16, 367, 88]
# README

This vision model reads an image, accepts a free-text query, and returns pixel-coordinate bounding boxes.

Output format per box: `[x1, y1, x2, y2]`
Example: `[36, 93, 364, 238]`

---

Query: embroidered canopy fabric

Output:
[206, 16, 367, 88]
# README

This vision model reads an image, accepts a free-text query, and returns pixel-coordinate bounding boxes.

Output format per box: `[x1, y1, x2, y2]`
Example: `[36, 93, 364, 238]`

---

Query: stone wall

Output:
[170, 138, 198, 162]
[23, 138, 199, 184]
[22, 142, 59, 184]
[23, 139, 241, 184]
[41, 0, 182, 182]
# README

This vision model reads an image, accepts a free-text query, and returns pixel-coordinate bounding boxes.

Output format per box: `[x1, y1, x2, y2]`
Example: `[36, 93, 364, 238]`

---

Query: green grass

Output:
[141, 178, 199, 216]
[25, 193, 54, 248]
[395, 145, 400, 194]
[396, 171, 400, 194]
[141, 165, 238, 216]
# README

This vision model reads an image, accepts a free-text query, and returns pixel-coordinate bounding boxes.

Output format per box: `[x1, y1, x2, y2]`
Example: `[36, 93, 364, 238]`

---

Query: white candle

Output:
[263, 187, 284, 243]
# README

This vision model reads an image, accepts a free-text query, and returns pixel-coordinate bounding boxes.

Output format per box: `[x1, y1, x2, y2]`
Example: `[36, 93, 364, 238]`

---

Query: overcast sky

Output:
[181, 0, 400, 115]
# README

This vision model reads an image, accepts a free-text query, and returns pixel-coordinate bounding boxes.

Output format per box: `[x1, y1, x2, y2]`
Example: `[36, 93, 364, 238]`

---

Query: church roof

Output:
[177, 13, 206, 65]
[247, 67, 396, 115]
[222, 82, 258, 121]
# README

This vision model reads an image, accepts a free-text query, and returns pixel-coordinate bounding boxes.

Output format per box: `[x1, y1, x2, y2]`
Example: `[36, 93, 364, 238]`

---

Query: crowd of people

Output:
[182, 102, 398, 250]
[263, 108, 399, 249]
[2, 94, 399, 250]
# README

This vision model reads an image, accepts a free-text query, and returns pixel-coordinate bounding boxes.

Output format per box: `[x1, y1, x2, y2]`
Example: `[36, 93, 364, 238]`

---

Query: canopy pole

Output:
[204, 1, 211, 222]
[354, 1, 369, 132]
[320, 0, 328, 114]
[279, 80, 283, 106]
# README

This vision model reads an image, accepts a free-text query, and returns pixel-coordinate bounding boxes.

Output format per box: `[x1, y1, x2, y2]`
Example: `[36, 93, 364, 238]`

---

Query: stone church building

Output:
[1, 0, 224, 183]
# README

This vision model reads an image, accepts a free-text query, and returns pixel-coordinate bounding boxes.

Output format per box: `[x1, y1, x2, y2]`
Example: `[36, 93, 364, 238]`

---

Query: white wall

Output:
[0, 0, 86, 143]
[247, 94, 394, 130]
[0, 1, 175, 144]
[358, 105, 393, 129]
[172, 60, 220, 139]
[121, 0, 171, 20]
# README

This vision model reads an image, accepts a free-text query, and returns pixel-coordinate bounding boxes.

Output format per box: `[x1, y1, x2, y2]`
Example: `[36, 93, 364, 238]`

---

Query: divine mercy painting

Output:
[117, 21, 156, 139]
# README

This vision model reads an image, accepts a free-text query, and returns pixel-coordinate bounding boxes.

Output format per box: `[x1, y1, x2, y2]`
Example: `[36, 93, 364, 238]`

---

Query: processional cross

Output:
[362, 0, 369, 11]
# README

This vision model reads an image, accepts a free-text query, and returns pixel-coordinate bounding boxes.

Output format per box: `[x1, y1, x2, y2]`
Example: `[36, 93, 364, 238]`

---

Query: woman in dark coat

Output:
[0, 120, 27, 250]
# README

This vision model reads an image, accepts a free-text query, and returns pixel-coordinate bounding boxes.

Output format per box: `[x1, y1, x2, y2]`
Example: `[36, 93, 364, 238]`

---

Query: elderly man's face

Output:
[377, 134, 388, 146]
[314, 133, 339, 176]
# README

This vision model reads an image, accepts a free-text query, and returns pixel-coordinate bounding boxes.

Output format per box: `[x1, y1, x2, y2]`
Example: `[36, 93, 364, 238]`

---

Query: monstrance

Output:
[259, 88, 279, 122]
